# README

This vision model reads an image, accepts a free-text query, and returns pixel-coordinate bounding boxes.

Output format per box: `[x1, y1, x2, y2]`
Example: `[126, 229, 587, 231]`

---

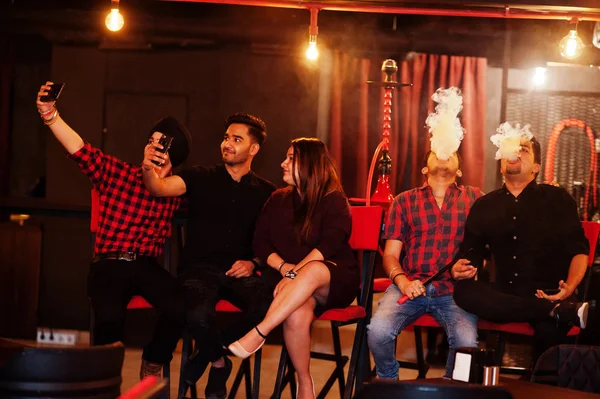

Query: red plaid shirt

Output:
[383, 183, 483, 296]
[69, 143, 181, 257]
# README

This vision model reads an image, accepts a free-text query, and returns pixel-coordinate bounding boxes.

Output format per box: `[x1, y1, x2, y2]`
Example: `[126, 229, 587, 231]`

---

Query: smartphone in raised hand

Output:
[151, 134, 174, 166]
[40, 83, 65, 102]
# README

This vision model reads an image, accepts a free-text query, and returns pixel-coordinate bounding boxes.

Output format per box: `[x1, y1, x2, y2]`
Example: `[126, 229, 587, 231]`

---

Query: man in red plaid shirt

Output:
[36, 82, 191, 379]
[367, 151, 482, 379]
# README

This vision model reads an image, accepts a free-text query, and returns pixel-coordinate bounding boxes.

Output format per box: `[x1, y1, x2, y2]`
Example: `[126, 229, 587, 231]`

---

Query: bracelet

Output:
[40, 108, 56, 118]
[44, 110, 59, 126]
[39, 105, 55, 115]
[388, 267, 403, 280]
[277, 260, 286, 273]
[250, 259, 260, 270]
[391, 272, 406, 285]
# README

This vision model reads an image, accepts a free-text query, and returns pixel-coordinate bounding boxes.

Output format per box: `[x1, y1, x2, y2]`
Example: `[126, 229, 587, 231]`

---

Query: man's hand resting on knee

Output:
[535, 280, 573, 302]
[225, 260, 255, 278]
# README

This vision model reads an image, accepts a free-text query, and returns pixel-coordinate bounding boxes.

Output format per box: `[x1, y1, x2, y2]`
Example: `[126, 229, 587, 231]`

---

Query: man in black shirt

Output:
[451, 133, 590, 362]
[143, 113, 275, 398]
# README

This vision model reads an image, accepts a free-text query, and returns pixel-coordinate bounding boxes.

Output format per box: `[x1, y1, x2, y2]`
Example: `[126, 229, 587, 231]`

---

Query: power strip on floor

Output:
[36, 328, 78, 345]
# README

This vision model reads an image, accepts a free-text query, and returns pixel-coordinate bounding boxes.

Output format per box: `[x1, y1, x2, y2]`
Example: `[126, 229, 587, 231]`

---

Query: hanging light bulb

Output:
[559, 27, 584, 59]
[306, 36, 319, 61]
[305, 7, 319, 61]
[105, 0, 124, 32]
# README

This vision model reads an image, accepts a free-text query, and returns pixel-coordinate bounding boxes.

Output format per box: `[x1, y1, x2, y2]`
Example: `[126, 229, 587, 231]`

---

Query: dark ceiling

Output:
[2, 0, 600, 67]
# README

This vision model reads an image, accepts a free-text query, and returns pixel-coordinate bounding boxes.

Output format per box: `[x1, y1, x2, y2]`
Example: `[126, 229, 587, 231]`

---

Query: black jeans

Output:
[180, 264, 272, 363]
[88, 257, 185, 364]
[454, 279, 575, 362]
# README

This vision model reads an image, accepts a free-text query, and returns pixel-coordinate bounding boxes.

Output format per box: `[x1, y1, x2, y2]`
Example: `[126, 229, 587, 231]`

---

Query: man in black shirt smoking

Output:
[451, 122, 590, 362]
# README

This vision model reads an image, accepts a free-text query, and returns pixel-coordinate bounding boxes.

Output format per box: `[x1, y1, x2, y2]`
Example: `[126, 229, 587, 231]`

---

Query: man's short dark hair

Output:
[225, 113, 267, 146]
[422, 150, 462, 169]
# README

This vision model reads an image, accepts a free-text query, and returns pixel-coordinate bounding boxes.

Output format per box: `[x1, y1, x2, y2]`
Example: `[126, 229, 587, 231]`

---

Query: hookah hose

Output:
[544, 119, 597, 220]
[365, 141, 385, 207]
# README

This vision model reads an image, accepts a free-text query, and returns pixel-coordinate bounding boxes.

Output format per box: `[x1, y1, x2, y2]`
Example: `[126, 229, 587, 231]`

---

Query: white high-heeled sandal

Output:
[227, 326, 266, 359]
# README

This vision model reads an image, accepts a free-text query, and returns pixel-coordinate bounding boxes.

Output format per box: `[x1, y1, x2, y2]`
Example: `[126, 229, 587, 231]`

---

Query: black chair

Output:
[0, 342, 125, 399]
[355, 380, 513, 399]
[531, 344, 600, 393]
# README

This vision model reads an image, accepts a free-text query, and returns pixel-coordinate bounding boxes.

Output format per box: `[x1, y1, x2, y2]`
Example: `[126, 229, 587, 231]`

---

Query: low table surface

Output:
[414, 377, 600, 399]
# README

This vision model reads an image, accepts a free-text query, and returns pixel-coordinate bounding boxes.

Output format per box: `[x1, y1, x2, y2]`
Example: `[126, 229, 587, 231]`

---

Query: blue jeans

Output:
[367, 283, 478, 379]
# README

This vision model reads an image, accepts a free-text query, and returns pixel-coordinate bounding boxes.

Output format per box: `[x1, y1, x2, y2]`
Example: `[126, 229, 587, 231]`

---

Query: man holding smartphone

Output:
[143, 113, 275, 399]
[452, 124, 590, 364]
[36, 82, 191, 379]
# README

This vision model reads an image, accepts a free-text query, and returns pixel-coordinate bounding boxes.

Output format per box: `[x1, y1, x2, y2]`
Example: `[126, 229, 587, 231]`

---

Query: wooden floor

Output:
[120, 319, 446, 398]
[6, 291, 450, 398]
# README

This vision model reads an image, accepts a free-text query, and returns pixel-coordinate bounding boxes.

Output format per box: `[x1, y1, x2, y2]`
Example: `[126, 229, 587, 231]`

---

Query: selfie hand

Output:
[36, 81, 56, 114]
[143, 145, 162, 172]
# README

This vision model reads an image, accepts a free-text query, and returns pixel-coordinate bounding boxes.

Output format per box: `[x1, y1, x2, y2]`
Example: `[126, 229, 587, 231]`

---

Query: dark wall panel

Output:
[38, 45, 318, 329]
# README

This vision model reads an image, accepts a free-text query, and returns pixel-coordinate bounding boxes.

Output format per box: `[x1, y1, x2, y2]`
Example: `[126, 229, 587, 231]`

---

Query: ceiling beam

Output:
[160, 0, 600, 20]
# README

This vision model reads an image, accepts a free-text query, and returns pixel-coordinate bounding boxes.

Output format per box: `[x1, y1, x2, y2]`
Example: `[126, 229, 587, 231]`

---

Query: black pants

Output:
[454, 279, 575, 362]
[88, 257, 185, 364]
[180, 264, 272, 363]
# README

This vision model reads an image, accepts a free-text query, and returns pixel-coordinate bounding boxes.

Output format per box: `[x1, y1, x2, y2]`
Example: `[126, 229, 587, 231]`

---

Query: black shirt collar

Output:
[217, 164, 255, 185]
[502, 179, 540, 197]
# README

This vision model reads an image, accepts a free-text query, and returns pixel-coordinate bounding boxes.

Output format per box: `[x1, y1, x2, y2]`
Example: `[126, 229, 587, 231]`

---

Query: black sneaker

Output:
[205, 356, 233, 399]
[554, 301, 589, 329]
[139, 359, 162, 380]
[182, 350, 210, 386]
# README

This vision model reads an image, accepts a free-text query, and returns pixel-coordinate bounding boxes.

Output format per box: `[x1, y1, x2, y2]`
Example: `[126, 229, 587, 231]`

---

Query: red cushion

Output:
[582, 221, 600, 265]
[127, 296, 153, 309]
[373, 278, 392, 293]
[408, 315, 580, 337]
[215, 300, 242, 312]
[316, 305, 366, 322]
[349, 206, 382, 251]
[478, 320, 535, 335]
[411, 314, 441, 328]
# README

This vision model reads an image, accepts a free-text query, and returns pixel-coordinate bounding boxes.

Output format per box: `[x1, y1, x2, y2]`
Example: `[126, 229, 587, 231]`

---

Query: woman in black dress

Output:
[228, 138, 359, 398]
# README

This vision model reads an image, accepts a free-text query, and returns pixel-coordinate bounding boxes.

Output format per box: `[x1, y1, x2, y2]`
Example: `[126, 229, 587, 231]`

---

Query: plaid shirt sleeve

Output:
[383, 195, 408, 242]
[67, 142, 121, 191]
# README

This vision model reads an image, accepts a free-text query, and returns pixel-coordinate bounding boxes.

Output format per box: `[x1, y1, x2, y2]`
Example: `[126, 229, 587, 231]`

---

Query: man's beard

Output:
[222, 152, 247, 166]
[504, 164, 521, 175]
[428, 166, 455, 177]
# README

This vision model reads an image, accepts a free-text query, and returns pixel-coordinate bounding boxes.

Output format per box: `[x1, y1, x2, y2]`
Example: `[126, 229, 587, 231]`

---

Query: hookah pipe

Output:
[365, 59, 412, 206]
[397, 248, 475, 305]
[544, 119, 598, 220]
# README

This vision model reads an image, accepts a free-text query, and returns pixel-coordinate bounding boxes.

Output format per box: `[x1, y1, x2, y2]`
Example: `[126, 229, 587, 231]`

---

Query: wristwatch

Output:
[284, 268, 298, 280]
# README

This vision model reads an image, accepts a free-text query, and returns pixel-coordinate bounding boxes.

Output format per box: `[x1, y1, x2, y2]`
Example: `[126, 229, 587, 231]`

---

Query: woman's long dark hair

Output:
[290, 138, 343, 242]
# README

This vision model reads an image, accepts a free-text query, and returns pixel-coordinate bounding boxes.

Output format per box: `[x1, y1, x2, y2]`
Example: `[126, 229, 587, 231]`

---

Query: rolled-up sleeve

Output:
[67, 142, 119, 190]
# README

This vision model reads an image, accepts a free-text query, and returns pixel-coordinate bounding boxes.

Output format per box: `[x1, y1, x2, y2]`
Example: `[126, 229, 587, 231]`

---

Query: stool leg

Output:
[163, 362, 171, 399]
[414, 326, 429, 378]
[271, 346, 289, 399]
[178, 331, 196, 399]
[252, 349, 262, 399]
[228, 360, 246, 399]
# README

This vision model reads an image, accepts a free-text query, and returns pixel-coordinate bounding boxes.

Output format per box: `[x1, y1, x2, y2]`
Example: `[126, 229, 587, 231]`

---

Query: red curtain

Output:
[329, 52, 487, 198]
[0, 35, 14, 196]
